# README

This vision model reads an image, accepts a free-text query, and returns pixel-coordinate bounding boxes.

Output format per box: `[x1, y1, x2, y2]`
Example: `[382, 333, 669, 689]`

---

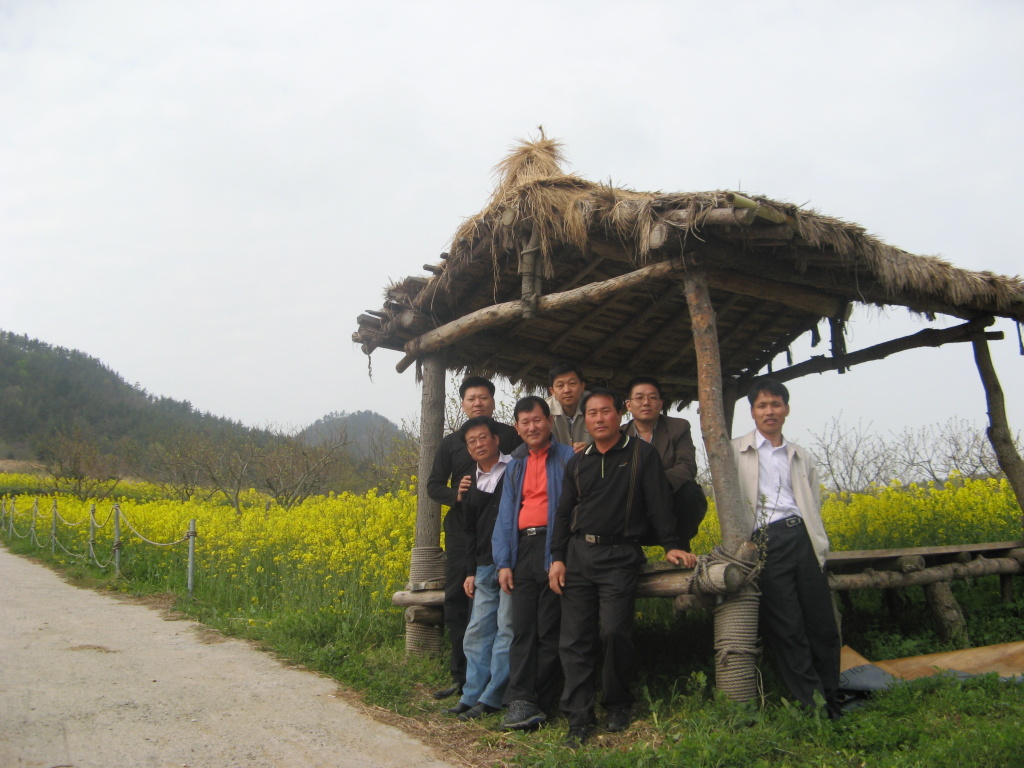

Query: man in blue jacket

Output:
[492, 396, 575, 730]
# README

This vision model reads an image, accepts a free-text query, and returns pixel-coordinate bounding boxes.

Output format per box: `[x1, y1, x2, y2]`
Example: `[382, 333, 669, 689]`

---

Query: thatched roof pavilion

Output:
[353, 134, 1024, 699]
[354, 135, 1024, 412]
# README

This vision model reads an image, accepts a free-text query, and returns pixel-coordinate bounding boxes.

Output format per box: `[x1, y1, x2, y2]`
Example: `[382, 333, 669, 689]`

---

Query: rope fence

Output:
[0, 497, 197, 596]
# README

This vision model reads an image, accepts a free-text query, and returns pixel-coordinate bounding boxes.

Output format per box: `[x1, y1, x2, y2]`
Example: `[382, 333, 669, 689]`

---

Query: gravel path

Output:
[0, 546, 456, 768]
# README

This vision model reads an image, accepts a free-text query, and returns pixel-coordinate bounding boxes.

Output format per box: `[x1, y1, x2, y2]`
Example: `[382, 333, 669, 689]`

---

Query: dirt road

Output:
[0, 546, 456, 768]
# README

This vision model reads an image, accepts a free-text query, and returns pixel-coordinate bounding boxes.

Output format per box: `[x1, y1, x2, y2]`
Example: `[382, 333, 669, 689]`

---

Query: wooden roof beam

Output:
[737, 317, 1001, 389]
[591, 284, 682, 361]
[706, 268, 848, 320]
[655, 294, 743, 374]
[396, 257, 684, 373]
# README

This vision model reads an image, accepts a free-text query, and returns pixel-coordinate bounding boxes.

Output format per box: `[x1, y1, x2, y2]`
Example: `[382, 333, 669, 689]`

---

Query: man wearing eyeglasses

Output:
[622, 376, 707, 552]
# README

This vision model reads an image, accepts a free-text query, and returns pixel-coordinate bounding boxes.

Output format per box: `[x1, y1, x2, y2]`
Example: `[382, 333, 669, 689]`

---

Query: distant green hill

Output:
[0, 331, 407, 476]
[0, 331, 252, 459]
[300, 410, 403, 459]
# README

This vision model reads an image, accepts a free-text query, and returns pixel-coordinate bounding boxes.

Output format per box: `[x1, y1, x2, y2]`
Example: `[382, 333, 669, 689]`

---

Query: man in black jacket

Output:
[447, 416, 513, 720]
[426, 376, 520, 699]
[548, 389, 696, 747]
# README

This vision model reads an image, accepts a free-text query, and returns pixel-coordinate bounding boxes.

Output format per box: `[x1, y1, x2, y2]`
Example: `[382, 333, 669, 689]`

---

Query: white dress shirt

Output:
[755, 431, 801, 528]
[475, 453, 511, 493]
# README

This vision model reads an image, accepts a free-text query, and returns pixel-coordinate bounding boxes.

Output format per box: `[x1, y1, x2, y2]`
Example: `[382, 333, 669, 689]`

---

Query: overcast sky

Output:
[2, 1, 1022, 449]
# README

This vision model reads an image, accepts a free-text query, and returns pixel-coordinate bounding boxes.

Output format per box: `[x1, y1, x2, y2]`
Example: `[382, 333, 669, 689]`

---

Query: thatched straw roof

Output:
[354, 134, 1024, 405]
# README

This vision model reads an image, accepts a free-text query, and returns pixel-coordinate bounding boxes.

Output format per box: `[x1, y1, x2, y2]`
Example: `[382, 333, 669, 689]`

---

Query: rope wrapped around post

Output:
[689, 542, 764, 702]
[405, 546, 446, 656]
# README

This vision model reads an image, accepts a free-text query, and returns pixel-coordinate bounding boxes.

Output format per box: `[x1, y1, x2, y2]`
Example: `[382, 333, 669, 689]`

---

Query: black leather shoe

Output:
[564, 723, 595, 748]
[458, 702, 500, 721]
[446, 702, 472, 715]
[606, 707, 630, 732]
[432, 684, 461, 700]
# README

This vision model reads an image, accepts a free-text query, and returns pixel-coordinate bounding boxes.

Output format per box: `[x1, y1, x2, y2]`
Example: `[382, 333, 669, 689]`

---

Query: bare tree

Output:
[809, 416, 1024, 493]
[889, 417, 1018, 484]
[38, 427, 131, 500]
[809, 416, 898, 493]
[257, 427, 350, 509]
[144, 430, 219, 502]
[364, 417, 419, 493]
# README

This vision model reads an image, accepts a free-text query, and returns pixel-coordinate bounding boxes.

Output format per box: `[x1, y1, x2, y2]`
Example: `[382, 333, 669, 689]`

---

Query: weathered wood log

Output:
[400, 257, 683, 365]
[405, 606, 443, 625]
[638, 565, 748, 597]
[684, 263, 760, 704]
[356, 313, 382, 329]
[414, 354, 445, 549]
[828, 555, 1023, 591]
[973, 334, 1024, 526]
[393, 590, 445, 607]
[725, 192, 794, 224]
[673, 594, 711, 614]
[924, 581, 969, 646]
[759, 318, 1000, 387]
[1001, 574, 1015, 604]
[826, 541, 1024, 565]
[831, 555, 926, 574]
[705, 269, 846, 319]
[660, 206, 759, 230]
[683, 266, 747, 556]
[520, 227, 541, 319]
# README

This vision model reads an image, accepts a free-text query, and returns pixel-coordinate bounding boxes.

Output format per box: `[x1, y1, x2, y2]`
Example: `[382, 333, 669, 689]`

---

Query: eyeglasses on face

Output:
[629, 394, 660, 403]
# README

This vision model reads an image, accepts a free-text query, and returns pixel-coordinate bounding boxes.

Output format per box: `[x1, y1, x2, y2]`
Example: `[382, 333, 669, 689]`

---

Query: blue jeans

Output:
[458, 563, 513, 709]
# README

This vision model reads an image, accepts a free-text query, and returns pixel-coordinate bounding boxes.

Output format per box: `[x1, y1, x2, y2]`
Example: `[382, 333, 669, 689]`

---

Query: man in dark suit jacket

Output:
[622, 376, 707, 551]
[426, 376, 521, 699]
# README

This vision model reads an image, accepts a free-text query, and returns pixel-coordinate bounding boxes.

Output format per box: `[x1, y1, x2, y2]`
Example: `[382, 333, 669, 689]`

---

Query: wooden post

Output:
[972, 335, 1024, 524]
[520, 228, 541, 319]
[723, 377, 739, 437]
[682, 267, 747, 553]
[406, 353, 447, 657]
[415, 354, 445, 549]
[923, 581, 969, 646]
[683, 264, 758, 703]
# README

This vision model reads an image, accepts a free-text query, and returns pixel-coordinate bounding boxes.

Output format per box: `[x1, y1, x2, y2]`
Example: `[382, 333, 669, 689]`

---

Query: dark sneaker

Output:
[458, 702, 500, 721]
[432, 684, 461, 700]
[605, 707, 630, 732]
[446, 702, 472, 715]
[502, 699, 547, 730]
[564, 723, 595, 748]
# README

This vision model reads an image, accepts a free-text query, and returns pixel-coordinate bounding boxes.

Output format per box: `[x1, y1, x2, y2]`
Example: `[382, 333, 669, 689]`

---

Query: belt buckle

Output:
[785, 517, 801, 527]
[584, 534, 597, 544]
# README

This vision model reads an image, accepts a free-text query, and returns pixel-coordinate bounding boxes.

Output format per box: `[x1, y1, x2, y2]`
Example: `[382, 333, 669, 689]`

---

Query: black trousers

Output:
[443, 512, 470, 686]
[674, 480, 707, 552]
[756, 520, 840, 709]
[637, 480, 707, 551]
[504, 532, 562, 709]
[558, 535, 645, 727]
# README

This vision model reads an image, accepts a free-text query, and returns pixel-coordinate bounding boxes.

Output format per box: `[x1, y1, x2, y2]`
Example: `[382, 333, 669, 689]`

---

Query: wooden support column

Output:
[722, 377, 739, 436]
[520, 228, 541, 319]
[924, 581, 969, 646]
[405, 353, 447, 657]
[683, 264, 758, 703]
[972, 334, 1024, 524]
[682, 267, 746, 553]
[415, 354, 445, 549]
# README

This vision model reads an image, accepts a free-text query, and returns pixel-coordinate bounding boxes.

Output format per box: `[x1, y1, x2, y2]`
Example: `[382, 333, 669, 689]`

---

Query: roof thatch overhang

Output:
[353, 136, 1024, 407]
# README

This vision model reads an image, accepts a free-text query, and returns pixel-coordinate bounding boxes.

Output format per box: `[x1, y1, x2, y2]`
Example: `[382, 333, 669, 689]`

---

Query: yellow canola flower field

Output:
[679, 476, 1021, 556]
[3, 475, 1020, 622]
[1, 482, 418, 620]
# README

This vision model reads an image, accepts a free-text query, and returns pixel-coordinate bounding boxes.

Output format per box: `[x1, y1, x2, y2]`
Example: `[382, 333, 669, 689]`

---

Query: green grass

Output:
[5, 477, 1024, 767]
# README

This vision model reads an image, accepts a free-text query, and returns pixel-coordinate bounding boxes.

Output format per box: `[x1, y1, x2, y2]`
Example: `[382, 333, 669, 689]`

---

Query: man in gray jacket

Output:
[545, 361, 592, 453]
[731, 378, 840, 718]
